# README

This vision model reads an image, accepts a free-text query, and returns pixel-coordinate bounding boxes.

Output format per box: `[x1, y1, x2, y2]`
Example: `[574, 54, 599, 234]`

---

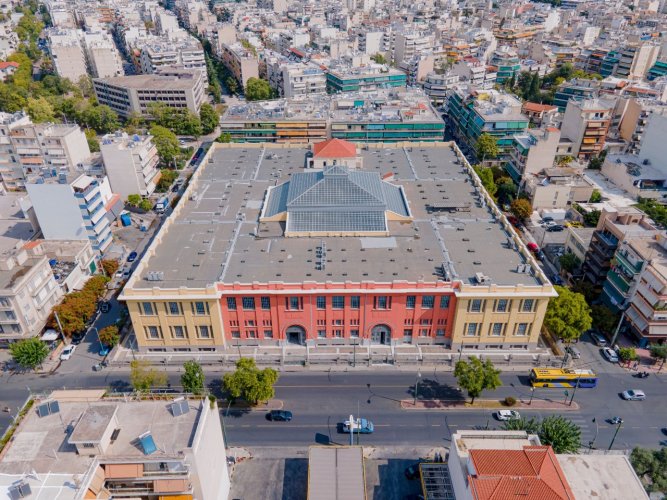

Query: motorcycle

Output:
[609, 417, 623, 425]
[634, 371, 650, 378]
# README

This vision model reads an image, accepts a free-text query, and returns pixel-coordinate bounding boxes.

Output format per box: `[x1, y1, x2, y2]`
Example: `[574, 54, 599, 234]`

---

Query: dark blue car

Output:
[127, 251, 138, 262]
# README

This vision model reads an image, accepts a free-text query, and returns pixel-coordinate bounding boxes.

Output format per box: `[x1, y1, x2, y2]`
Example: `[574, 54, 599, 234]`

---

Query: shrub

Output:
[504, 396, 517, 407]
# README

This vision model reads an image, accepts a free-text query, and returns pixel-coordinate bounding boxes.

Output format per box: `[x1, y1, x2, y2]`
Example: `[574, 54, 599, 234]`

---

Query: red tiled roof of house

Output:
[312, 139, 357, 158]
[0, 61, 19, 70]
[468, 446, 575, 500]
[523, 102, 558, 113]
[22, 240, 42, 250]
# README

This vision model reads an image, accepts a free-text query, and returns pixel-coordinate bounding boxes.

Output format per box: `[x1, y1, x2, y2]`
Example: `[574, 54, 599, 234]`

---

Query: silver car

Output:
[621, 389, 646, 401]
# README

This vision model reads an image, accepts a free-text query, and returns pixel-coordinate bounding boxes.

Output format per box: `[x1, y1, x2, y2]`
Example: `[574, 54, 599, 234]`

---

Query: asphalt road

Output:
[1, 367, 666, 451]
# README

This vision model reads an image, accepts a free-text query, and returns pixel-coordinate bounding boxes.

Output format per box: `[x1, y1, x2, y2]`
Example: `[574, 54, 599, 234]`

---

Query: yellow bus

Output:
[529, 368, 598, 388]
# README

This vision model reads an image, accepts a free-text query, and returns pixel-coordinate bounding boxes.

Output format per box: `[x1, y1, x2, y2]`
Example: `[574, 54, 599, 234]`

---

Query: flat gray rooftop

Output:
[134, 144, 543, 288]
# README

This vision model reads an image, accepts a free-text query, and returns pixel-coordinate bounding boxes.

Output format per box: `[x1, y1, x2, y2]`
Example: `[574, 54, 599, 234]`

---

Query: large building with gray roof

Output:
[120, 139, 555, 353]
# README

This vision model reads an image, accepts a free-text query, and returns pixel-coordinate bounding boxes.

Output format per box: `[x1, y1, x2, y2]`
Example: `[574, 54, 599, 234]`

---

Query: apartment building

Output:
[618, 98, 667, 154]
[120, 140, 555, 353]
[219, 42, 259, 88]
[560, 98, 613, 160]
[449, 58, 498, 90]
[397, 55, 435, 86]
[138, 36, 206, 75]
[46, 28, 88, 83]
[326, 64, 407, 93]
[489, 46, 521, 84]
[357, 31, 384, 55]
[100, 132, 160, 199]
[93, 68, 206, 117]
[266, 57, 327, 98]
[393, 31, 432, 65]
[26, 175, 115, 252]
[553, 78, 601, 112]
[615, 42, 660, 79]
[506, 127, 560, 182]
[446, 86, 529, 160]
[422, 72, 459, 105]
[0, 394, 230, 500]
[0, 111, 91, 192]
[83, 31, 124, 79]
[583, 206, 657, 286]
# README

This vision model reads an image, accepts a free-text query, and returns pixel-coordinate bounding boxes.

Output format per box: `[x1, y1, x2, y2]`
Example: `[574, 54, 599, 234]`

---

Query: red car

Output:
[527, 242, 539, 253]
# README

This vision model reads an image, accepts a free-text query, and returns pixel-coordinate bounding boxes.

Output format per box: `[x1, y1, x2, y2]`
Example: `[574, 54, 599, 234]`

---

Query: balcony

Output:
[615, 251, 643, 274]
[607, 269, 631, 294]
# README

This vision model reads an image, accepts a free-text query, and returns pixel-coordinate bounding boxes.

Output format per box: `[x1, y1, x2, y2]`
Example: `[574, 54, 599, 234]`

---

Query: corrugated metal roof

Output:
[308, 446, 365, 500]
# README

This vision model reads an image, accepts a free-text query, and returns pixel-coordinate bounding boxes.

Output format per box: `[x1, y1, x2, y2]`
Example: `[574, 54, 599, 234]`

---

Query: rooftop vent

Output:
[474, 272, 491, 283]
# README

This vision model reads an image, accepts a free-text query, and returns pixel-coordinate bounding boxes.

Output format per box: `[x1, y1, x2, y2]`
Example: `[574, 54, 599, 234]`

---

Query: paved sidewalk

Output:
[399, 398, 579, 411]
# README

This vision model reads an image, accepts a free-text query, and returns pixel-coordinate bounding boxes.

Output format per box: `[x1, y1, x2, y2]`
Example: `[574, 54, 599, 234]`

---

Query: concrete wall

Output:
[26, 184, 87, 241]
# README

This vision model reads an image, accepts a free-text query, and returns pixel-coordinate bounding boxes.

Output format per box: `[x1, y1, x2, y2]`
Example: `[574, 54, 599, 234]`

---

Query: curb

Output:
[221, 399, 283, 413]
[399, 399, 580, 411]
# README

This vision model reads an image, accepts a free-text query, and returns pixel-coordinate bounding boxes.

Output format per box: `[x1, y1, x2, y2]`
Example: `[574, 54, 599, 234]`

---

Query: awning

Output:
[105, 463, 143, 479]
[41, 330, 59, 341]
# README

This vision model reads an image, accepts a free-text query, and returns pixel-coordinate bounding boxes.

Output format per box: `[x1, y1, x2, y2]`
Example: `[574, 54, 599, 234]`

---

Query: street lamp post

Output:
[588, 417, 598, 451]
[458, 346, 463, 363]
[528, 387, 535, 405]
[413, 371, 422, 405]
[568, 373, 582, 406]
[91, 327, 100, 346]
[608, 418, 623, 451]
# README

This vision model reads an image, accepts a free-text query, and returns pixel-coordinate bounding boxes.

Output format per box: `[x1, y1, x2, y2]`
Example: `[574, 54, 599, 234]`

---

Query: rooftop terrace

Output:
[130, 142, 546, 290]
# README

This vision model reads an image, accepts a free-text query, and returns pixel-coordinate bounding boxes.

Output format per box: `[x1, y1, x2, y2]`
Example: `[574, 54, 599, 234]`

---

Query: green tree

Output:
[139, 198, 153, 211]
[453, 357, 502, 404]
[157, 169, 179, 192]
[618, 347, 638, 365]
[496, 179, 518, 205]
[590, 305, 618, 335]
[199, 103, 219, 134]
[502, 416, 541, 434]
[650, 344, 667, 367]
[558, 253, 581, 273]
[245, 77, 272, 101]
[150, 125, 180, 166]
[510, 198, 532, 220]
[475, 133, 499, 162]
[10, 338, 49, 370]
[217, 132, 232, 143]
[473, 165, 497, 197]
[26, 97, 55, 123]
[222, 357, 279, 404]
[127, 194, 141, 207]
[130, 360, 168, 392]
[15, 9, 43, 43]
[631, 447, 657, 477]
[101, 259, 119, 277]
[589, 189, 602, 203]
[181, 111, 202, 137]
[181, 360, 205, 394]
[80, 104, 120, 133]
[538, 415, 581, 453]
[371, 53, 387, 64]
[583, 209, 601, 227]
[544, 286, 592, 342]
[85, 129, 100, 152]
[99, 325, 120, 347]
[225, 76, 238, 95]
[636, 198, 667, 229]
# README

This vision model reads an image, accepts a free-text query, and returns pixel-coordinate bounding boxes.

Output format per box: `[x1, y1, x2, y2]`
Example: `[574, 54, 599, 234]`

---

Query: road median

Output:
[400, 398, 579, 411]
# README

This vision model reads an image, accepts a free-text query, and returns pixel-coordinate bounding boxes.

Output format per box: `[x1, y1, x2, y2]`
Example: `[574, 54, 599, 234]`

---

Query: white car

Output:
[622, 389, 646, 401]
[114, 268, 124, 279]
[602, 347, 619, 363]
[60, 344, 77, 361]
[496, 410, 521, 421]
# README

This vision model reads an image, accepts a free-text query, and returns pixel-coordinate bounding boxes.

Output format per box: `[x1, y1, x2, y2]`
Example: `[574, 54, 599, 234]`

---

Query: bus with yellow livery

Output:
[529, 368, 598, 388]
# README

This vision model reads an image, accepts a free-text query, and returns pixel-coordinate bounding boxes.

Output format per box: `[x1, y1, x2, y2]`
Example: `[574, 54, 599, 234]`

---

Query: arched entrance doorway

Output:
[371, 324, 391, 345]
[286, 325, 306, 345]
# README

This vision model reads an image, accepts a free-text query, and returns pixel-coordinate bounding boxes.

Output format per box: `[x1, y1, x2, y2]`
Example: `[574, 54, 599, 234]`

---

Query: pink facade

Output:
[218, 282, 458, 344]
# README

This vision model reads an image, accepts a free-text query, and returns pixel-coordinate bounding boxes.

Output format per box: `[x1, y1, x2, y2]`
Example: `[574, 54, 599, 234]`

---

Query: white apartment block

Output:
[219, 43, 259, 88]
[46, 28, 88, 83]
[0, 112, 91, 192]
[393, 31, 432, 65]
[83, 32, 124, 79]
[266, 57, 327, 98]
[26, 175, 114, 252]
[357, 31, 384, 55]
[100, 132, 160, 199]
[138, 35, 206, 75]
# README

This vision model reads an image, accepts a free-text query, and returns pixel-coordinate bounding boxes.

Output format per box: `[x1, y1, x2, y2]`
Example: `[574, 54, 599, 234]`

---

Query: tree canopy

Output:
[559, 253, 581, 273]
[150, 125, 181, 166]
[199, 103, 219, 134]
[544, 285, 592, 342]
[99, 325, 120, 348]
[473, 165, 497, 197]
[631, 446, 667, 494]
[453, 357, 502, 404]
[590, 304, 618, 335]
[510, 198, 532, 220]
[130, 360, 168, 392]
[475, 133, 499, 162]
[181, 360, 205, 394]
[10, 338, 49, 370]
[245, 77, 272, 101]
[503, 415, 581, 454]
[222, 357, 279, 404]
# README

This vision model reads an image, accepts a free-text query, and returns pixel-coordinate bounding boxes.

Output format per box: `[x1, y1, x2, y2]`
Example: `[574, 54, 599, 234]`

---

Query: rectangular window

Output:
[145, 326, 161, 339]
[420, 328, 430, 336]
[167, 302, 181, 315]
[262, 319, 272, 326]
[374, 296, 391, 309]
[490, 323, 504, 336]
[495, 299, 509, 313]
[317, 329, 326, 338]
[350, 319, 359, 326]
[246, 330, 257, 338]
[422, 295, 435, 308]
[231, 330, 241, 338]
[264, 329, 273, 338]
[404, 318, 413, 325]
[171, 325, 186, 339]
[440, 296, 450, 308]
[333, 319, 343, 326]
[465, 323, 479, 337]
[332, 296, 345, 309]
[436, 328, 445, 336]
[469, 299, 483, 313]
[350, 329, 359, 337]
[261, 296, 271, 310]
[286, 297, 302, 310]
[350, 296, 360, 309]
[334, 329, 343, 337]
[193, 302, 209, 315]
[242, 297, 255, 310]
[420, 319, 432, 325]
[406, 295, 416, 309]
[522, 299, 535, 312]
[317, 319, 326, 326]
[244, 320, 255, 327]
[197, 325, 211, 338]
[316, 296, 326, 309]
[141, 302, 154, 315]
[515, 323, 531, 336]
[227, 298, 237, 310]
[404, 329, 413, 336]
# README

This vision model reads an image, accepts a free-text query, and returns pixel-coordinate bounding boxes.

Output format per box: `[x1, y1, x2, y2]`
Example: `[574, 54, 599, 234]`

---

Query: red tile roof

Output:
[469, 446, 575, 500]
[312, 139, 357, 158]
[0, 62, 19, 70]
[523, 102, 558, 113]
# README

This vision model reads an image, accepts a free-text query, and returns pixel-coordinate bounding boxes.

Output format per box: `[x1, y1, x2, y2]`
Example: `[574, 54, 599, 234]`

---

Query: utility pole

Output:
[610, 311, 625, 347]
[53, 310, 65, 342]
[568, 373, 582, 406]
[413, 371, 421, 405]
[528, 387, 535, 405]
[608, 419, 623, 451]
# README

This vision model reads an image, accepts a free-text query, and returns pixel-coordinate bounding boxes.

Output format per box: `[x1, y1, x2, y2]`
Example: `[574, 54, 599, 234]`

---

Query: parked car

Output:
[547, 225, 565, 232]
[496, 410, 521, 421]
[542, 216, 554, 223]
[127, 251, 138, 263]
[267, 410, 293, 422]
[114, 268, 125, 279]
[60, 344, 77, 360]
[341, 416, 374, 433]
[100, 301, 111, 313]
[565, 345, 581, 359]
[591, 331, 608, 346]
[602, 347, 619, 363]
[70, 332, 85, 345]
[622, 389, 646, 401]
[527, 242, 539, 254]
[405, 464, 421, 480]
